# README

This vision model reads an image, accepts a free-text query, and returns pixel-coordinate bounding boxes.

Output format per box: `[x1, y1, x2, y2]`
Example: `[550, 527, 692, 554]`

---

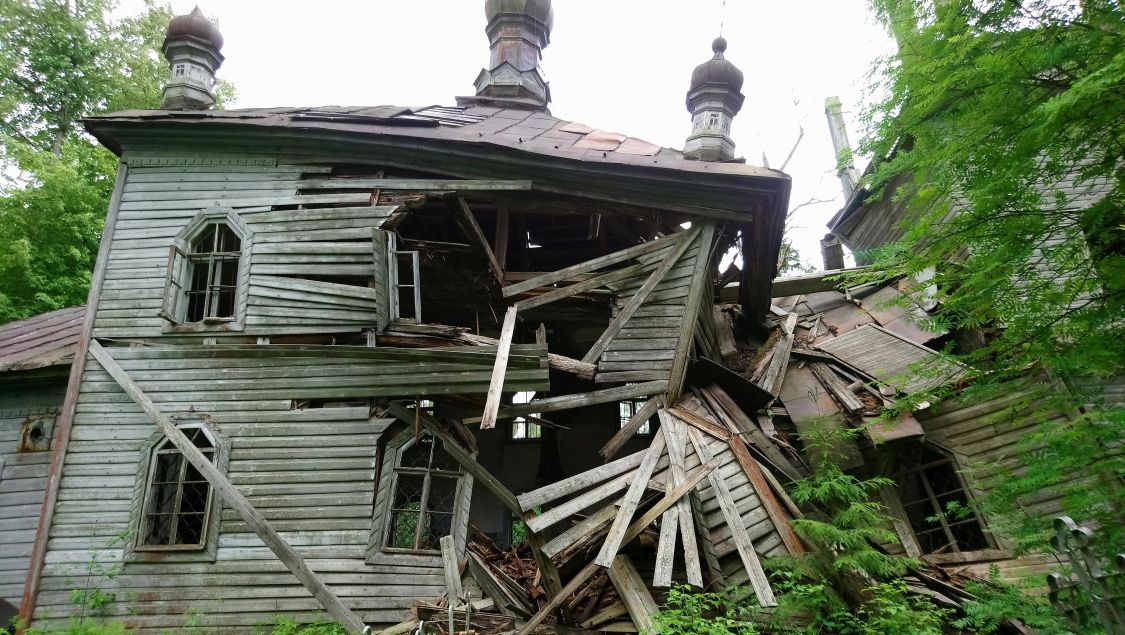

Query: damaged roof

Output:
[0, 306, 85, 373]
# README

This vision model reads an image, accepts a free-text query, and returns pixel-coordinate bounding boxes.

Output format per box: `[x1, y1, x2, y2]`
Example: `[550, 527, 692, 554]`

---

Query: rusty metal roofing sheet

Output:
[815, 324, 967, 394]
[0, 306, 85, 372]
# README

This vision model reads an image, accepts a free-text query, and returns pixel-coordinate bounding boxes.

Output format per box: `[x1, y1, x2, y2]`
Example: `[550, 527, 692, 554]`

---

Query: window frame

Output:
[509, 391, 542, 441]
[367, 426, 472, 563]
[125, 420, 229, 564]
[386, 232, 421, 324]
[161, 206, 253, 334]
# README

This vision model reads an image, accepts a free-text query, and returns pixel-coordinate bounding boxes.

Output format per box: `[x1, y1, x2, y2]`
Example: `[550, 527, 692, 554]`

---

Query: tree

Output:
[858, 0, 1124, 559]
[0, 0, 232, 322]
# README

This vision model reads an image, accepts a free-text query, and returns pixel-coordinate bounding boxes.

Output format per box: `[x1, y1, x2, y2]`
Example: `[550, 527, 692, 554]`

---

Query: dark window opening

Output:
[386, 432, 461, 552]
[140, 426, 215, 549]
[619, 395, 653, 436]
[895, 445, 990, 554]
[184, 223, 241, 323]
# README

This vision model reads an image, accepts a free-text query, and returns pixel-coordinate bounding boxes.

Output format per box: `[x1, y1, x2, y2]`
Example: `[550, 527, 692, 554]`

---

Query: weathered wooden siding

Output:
[0, 378, 64, 610]
[916, 391, 1068, 582]
[95, 158, 400, 339]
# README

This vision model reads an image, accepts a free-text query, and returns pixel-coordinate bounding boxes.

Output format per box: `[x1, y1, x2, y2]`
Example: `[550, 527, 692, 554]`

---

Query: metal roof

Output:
[0, 306, 85, 373]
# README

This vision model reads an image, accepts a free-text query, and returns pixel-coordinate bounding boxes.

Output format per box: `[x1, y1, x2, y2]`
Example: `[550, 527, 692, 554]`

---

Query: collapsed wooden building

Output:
[4, 2, 1096, 633]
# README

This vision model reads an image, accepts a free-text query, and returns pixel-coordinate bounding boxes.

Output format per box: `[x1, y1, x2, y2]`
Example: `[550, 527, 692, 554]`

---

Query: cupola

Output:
[160, 6, 224, 110]
[684, 37, 746, 162]
[470, 0, 553, 109]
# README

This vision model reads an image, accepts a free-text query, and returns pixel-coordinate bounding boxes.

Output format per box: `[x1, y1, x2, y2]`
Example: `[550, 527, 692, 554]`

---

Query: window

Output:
[385, 432, 463, 551]
[619, 397, 652, 436]
[138, 425, 217, 550]
[894, 445, 991, 554]
[162, 208, 251, 331]
[510, 391, 541, 440]
[387, 233, 421, 323]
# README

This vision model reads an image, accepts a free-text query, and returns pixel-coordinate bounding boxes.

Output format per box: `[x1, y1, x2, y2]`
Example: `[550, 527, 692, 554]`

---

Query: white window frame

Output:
[386, 233, 421, 323]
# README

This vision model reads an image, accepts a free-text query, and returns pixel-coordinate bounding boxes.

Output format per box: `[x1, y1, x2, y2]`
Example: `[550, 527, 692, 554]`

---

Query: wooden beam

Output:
[698, 385, 803, 482]
[302, 178, 533, 191]
[385, 402, 520, 513]
[454, 197, 505, 282]
[526, 476, 632, 534]
[518, 449, 647, 511]
[440, 535, 464, 603]
[87, 341, 368, 634]
[598, 396, 660, 461]
[516, 459, 719, 635]
[595, 429, 667, 567]
[541, 504, 619, 559]
[658, 410, 703, 587]
[667, 406, 731, 442]
[759, 313, 797, 397]
[685, 426, 776, 607]
[494, 205, 510, 270]
[606, 556, 658, 634]
[667, 223, 717, 403]
[503, 233, 681, 298]
[515, 262, 650, 312]
[460, 332, 595, 380]
[480, 306, 518, 430]
[770, 267, 868, 297]
[582, 228, 699, 363]
[725, 437, 805, 556]
[464, 381, 667, 423]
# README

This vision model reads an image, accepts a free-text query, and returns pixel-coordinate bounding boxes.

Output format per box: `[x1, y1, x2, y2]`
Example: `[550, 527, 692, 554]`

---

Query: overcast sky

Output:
[123, 0, 897, 271]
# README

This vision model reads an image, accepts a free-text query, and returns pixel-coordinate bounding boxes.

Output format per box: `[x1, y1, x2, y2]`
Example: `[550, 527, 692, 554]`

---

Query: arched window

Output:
[162, 207, 252, 331]
[385, 432, 462, 551]
[138, 425, 217, 549]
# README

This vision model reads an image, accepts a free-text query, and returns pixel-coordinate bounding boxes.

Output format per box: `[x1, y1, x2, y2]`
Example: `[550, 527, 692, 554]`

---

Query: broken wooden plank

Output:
[667, 223, 717, 403]
[519, 449, 646, 511]
[667, 405, 731, 441]
[88, 341, 367, 634]
[460, 332, 595, 380]
[526, 475, 632, 534]
[503, 233, 681, 298]
[480, 306, 518, 430]
[595, 429, 668, 567]
[725, 437, 805, 556]
[770, 266, 868, 297]
[455, 197, 505, 282]
[440, 535, 464, 604]
[541, 505, 619, 559]
[465, 381, 668, 423]
[759, 312, 798, 397]
[699, 385, 803, 482]
[606, 556, 658, 634]
[466, 551, 532, 618]
[302, 178, 533, 191]
[515, 262, 650, 312]
[598, 396, 660, 461]
[808, 361, 866, 414]
[685, 426, 777, 607]
[516, 459, 719, 635]
[713, 306, 737, 358]
[653, 498, 679, 588]
[659, 410, 703, 587]
[582, 228, 699, 363]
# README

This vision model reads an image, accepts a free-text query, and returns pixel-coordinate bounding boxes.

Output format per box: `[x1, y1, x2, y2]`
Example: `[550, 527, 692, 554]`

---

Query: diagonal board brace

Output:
[657, 410, 703, 587]
[479, 305, 518, 430]
[582, 226, 701, 364]
[594, 427, 668, 567]
[87, 341, 368, 634]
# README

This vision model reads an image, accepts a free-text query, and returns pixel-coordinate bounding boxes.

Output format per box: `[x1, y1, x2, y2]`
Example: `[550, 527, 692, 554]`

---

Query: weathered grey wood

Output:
[503, 233, 681, 298]
[595, 429, 667, 567]
[518, 449, 646, 511]
[540, 505, 619, 559]
[464, 381, 667, 423]
[808, 362, 866, 414]
[685, 426, 776, 607]
[459, 333, 596, 380]
[466, 552, 527, 618]
[439, 535, 463, 603]
[385, 402, 520, 514]
[667, 223, 716, 403]
[525, 474, 633, 534]
[480, 306, 518, 430]
[514, 262, 650, 312]
[494, 205, 509, 270]
[759, 313, 798, 396]
[302, 178, 532, 191]
[699, 385, 802, 482]
[770, 268, 867, 297]
[582, 228, 699, 364]
[880, 487, 922, 558]
[516, 459, 718, 635]
[606, 556, 658, 634]
[659, 410, 703, 587]
[713, 306, 737, 358]
[598, 397, 660, 461]
[86, 341, 367, 633]
[454, 197, 504, 282]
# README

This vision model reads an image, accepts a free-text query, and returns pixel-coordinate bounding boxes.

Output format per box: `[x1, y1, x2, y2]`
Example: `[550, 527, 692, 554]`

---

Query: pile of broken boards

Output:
[403, 383, 811, 635]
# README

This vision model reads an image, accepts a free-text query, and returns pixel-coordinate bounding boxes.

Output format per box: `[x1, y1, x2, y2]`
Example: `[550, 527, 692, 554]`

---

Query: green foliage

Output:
[651, 585, 758, 635]
[858, 0, 1125, 561]
[0, 0, 235, 322]
[264, 618, 348, 635]
[777, 238, 816, 276]
[951, 566, 1071, 634]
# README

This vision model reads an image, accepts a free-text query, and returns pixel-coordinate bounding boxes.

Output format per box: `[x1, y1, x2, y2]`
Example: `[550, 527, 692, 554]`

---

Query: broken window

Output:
[385, 432, 462, 551]
[161, 209, 250, 329]
[619, 396, 652, 436]
[894, 445, 991, 554]
[387, 233, 421, 323]
[138, 425, 217, 550]
[510, 391, 541, 440]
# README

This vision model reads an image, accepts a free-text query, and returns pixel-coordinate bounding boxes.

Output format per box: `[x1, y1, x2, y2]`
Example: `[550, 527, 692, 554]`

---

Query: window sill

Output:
[163, 320, 245, 334]
[922, 548, 1011, 565]
[366, 550, 442, 568]
[125, 545, 218, 564]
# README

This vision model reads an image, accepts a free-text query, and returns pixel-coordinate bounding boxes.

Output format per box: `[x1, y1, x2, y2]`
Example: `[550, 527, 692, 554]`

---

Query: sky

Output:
[122, 0, 897, 271]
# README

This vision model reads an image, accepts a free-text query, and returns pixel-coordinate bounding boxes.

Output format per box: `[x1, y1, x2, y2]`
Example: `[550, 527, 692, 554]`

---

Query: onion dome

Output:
[485, 0, 554, 31]
[689, 37, 744, 94]
[165, 6, 224, 52]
